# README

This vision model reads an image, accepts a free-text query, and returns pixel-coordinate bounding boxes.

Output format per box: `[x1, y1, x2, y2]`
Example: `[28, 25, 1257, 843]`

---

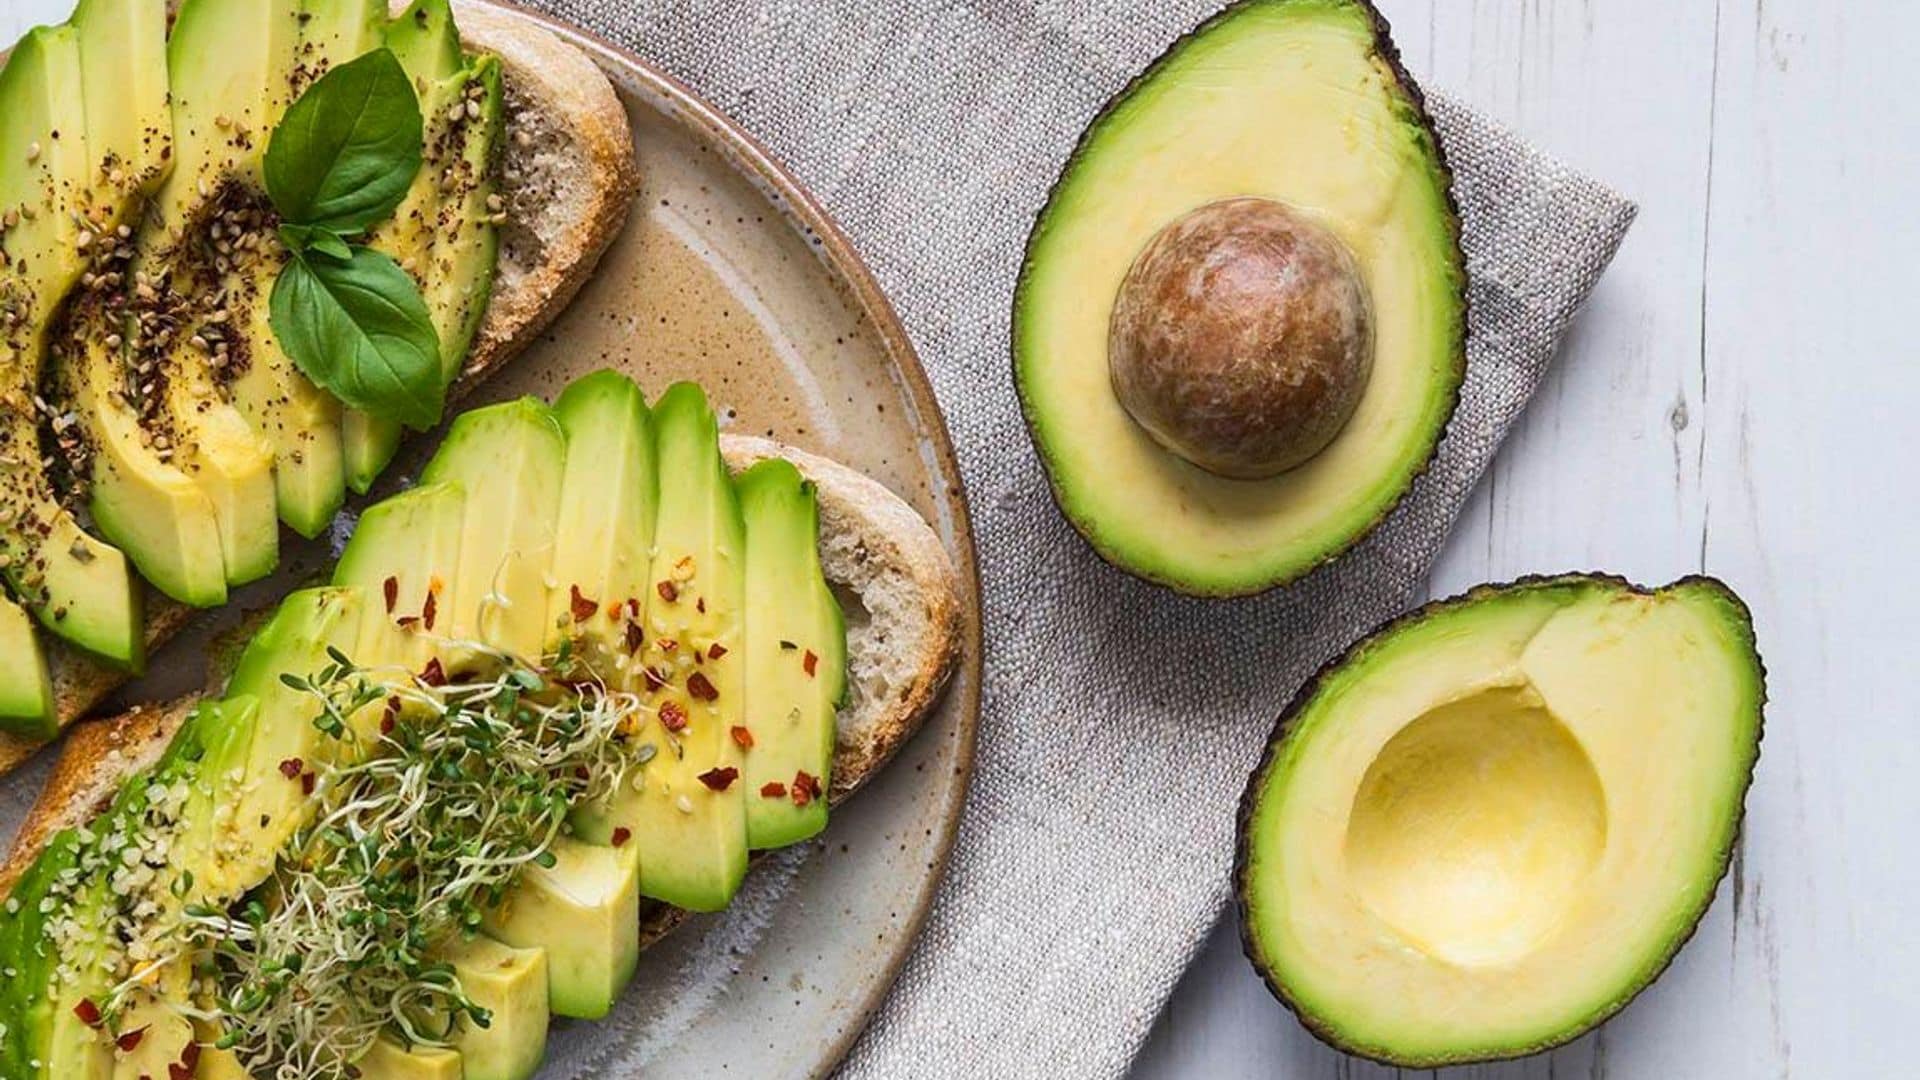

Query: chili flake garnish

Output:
[658, 701, 689, 733]
[606, 601, 624, 621]
[382, 575, 398, 614]
[570, 585, 598, 623]
[116, 1026, 147, 1052]
[421, 589, 438, 631]
[397, 615, 421, 631]
[803, 650, 819, 678]
[791, 770, 822, 808]
[73, 998, 101, 1026]
[611, 827, 632, 848]
[696, 597, 706, 614]
[420, 657, 447, 687]
[687, 672, 718, 702]
[760, 782, 787, 798]
[381, 696, 402, 735]
[729, 725, 754, 749]
[697, 766, 738, 791]
[301, 772, 316, 796]
[627, 597, 642, 619]
[658, 638, 678, 653]
[624, 622, 645, 655]
[707, 643, 728, 660]
[642, 667, 669, 693]
[278, 757, 304, 780]
[656, 580, 678, 603]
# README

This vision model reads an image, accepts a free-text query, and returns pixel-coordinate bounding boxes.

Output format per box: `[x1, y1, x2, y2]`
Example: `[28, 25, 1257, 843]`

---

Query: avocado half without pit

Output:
[1236, 574, 1765, 1066]
[1014, 0, 1465, 595]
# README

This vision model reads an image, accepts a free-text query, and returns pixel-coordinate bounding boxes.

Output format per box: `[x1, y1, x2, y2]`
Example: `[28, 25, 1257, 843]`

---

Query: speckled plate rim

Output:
[480, 2, 984, 1073]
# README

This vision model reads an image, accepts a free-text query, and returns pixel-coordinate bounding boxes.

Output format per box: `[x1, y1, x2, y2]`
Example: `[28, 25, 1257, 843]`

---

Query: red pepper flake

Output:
[707, 643, 728, 660]
[116, 1026, 148, 1052]
[570, 585, 598, 623]
[611, 827, 632, 847]
[421, 589, 438, 631]
[729, 725, 754, 749]
[606, 601, 624, 621]
[624, 622, 645, 655]
[381, 696, 401, 735]
[278, 757, 303, 780]
[791, 770, 821, 808]
[574, 765, 591, 781]
[687, 672, 718, 702]
[803, 650, 819, 678]
[382, 575, 398, 614]
[73, 998, 101, 1027]
[697, 766, 738, 791]
[658, 638, 678, 653]
[420, 657, 447, 687]
[642, 667, 669, 693]
[760, 782, 787, 798]
[172, 1064, 192, 1080]
[658, 701, 689, 733]
[627, 597, 642, 619]
[656, 580, 678, 603]
[301, 772, 316, 796]
[696, 597, 706, 614]
[397, 615, 421, 631]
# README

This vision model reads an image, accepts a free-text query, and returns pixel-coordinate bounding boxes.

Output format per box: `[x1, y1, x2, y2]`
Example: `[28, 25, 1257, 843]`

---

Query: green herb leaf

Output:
[264, 48, 423, 234]
[270, 248, 444, 431]
[278, 224, 355, 263]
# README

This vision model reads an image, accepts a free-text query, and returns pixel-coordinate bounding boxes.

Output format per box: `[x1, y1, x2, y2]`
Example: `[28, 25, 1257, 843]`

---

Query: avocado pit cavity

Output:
[1343, 685, 1607, 968]
[1108, 197, 1373, 479]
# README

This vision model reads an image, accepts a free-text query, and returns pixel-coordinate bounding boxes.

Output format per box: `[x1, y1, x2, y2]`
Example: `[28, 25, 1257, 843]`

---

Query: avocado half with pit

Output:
[1014, 0, 1465, 596]
[1235, 574, 1765, 1066]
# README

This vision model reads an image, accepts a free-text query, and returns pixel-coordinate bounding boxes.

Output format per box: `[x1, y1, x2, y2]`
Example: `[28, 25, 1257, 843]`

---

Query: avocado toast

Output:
[0, 371, 963, 1078]
[0, 0, 639, 763]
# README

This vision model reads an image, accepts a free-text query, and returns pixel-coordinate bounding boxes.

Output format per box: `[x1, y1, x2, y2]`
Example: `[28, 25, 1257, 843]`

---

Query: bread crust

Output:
[9, 0, 640, 774]
[2, 437, 963, 911]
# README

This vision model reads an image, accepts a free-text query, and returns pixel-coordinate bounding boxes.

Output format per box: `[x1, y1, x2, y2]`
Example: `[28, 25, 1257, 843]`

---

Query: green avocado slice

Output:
[418, 398, 565, 669]
[483, 837, 642, 1020]
[441, 935, 548, 1080]
[736, 458, 846, 849]
[0, 24, 144, 664]
[0, 597, 55, 738]
[1013, 0, 1465, 595]
[0, 829, 87, 1079]
[543, 369, 657, 681]
[1236, 574, 1764, 1067]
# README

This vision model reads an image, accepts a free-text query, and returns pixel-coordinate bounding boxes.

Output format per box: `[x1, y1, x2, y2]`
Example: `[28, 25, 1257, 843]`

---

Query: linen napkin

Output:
[526, 1, 1637, 1075]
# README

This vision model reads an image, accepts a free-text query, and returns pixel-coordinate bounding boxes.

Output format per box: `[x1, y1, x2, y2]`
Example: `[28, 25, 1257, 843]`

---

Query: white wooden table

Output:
[0, 2, 1902, 1077]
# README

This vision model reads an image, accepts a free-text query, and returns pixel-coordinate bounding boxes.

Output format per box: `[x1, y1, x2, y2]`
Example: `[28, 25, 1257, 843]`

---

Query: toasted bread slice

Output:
[1, 0, 640, 774]
[2, 435, 963, 902]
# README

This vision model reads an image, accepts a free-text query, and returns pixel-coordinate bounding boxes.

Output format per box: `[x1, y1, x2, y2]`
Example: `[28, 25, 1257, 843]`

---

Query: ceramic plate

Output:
[0, 3, 981, 1077]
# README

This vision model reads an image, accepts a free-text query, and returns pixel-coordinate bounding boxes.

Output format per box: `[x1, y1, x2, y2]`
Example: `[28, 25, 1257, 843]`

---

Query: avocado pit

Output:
[1108, 197, 1373, 479]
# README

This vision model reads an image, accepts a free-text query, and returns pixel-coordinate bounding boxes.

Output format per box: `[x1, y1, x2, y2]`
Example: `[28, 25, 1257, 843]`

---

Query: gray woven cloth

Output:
[528, 0, 1637, 1074]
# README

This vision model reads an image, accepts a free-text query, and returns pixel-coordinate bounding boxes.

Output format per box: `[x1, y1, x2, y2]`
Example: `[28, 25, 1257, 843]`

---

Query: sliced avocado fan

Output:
[1236, 574, 1764, 1067]
[0, 16, 149, 679]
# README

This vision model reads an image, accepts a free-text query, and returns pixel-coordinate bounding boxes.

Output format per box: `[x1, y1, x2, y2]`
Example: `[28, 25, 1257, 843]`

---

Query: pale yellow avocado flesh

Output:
[1238, 577, 1763, 1065]
[1014, 0, 1464, 594]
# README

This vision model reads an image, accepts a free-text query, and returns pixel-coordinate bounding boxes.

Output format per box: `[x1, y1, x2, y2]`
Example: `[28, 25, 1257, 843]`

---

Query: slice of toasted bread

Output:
[1, 435, 963, 905]
[1, 0, 641, 775]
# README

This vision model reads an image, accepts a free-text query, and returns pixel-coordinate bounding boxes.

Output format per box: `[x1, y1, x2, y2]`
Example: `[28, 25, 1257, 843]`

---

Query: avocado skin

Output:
[1010, 0, 1467, 598]
[1231, 572, 1767, 1067]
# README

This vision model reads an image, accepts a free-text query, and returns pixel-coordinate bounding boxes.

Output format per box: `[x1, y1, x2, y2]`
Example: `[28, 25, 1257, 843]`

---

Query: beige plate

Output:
[0, 3, 982, 1077]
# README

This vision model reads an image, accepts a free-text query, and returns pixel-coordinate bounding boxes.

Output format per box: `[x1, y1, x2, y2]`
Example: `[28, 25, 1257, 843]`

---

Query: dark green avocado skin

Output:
[1231, 572, 1768, 1067]
[1010, 0, 1468, 598]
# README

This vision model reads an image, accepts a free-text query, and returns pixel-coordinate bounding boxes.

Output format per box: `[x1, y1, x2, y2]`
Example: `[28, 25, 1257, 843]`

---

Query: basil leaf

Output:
[269, 248, 444, 431]
[264, 49, 422, 234]
[278, 224, 353, 262]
